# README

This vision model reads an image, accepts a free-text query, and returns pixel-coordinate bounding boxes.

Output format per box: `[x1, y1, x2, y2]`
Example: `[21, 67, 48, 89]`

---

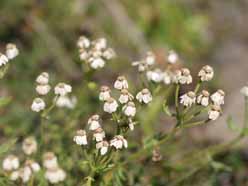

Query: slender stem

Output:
[244, 97, 248, 130]
[182, 120, 208, 129]
[175, 84, 180, 112]
[194, 80, 201, 94]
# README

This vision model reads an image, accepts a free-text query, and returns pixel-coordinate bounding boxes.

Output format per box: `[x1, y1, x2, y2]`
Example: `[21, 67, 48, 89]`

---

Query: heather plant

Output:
[0, 37, 248, 186]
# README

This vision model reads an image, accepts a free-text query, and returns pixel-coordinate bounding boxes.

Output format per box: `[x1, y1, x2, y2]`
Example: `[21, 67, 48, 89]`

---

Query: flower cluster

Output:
[31, 72, 73, 112]
[0, 43, 19, 67]
[77, 36, 116, 69]
[73, 76, 152, 155]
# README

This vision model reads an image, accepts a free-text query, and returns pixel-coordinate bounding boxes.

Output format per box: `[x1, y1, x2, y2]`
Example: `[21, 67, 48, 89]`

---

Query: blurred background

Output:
[1, 0, 248, 185]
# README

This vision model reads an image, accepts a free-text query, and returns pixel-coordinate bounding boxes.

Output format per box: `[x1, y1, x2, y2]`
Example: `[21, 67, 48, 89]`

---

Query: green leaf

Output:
[227, 116, 241, 132]
[211, 161, 232, 172]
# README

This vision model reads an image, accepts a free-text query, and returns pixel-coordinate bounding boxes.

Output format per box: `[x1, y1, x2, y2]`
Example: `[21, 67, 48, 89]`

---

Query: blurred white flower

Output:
[163, 71, 171, 85]
[145, 51, 155, 65]
[211, 89, 225, 106]
[55, 95, 77, 109]
[103, 48, 116, 60]
[175, 68, 192, 84]
[54, 83, 72, 96]
[36, 72, 49, 85]
[198, 65, 214, 82]
[31, 98, 46, 112]
[43, 152, 58, 170]
[99, 86, 111, 101]
[167, 50, 178, 64]
[2, 155, 19, 171]
[79, 48, 89, 61]
[6, 43, 19, 60]
[119, 89, 133, 104]
[22, 137, 37, 155]
[96, 141, 109, 155]
[208, 105, 221, 120]
[146, 69, 164, 83]
[136, 88, 152, 104]
[36, 84, 51, 95]
[45, 167, 66, 184]
[77, 36, 90, 49]
[19, 166, 32, 183]
[25, 160, 41, 173]
[114, 76, 128, 90]
[123, 102, 136, 117]
[197, 90, 210, 107]
[89, 57, 105, 69]
[10, 170, 19, 181]
[103, 97, 118, 113]
[240, 86, 248, 97]
[110, 135, 128, 149]
[0, 53, 8, 67]
[180, 91, 196, 107]
[93, 128, 105, 142]
[88, 114, 101, 131]
[132, 60, 148, 72]
[93, 38, 107, 51]
[73, 130, 87, 145]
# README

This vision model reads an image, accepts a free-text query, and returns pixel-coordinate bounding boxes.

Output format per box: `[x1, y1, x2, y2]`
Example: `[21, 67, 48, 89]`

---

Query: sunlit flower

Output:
[167, 50, 178, 64]
[146, 69, 164, 83]
[119, 89, 133, 104]
[93, 127, 105, 142]
[45, 167, 66, 184]
[93, 38, 107, 51]
[198, 65, 214, 82]
[110, 135, 128, 149]
[123, 101, 136, 117]
[240, 86, 248, 97]
[0, 53, 8, 67]
[88, 114, 101, 131]
[31, 98, 46, 112]
[89, 57, 105, 69]
[197, 90, 210, 107]
[103, 97, 118, 113]
[2, 155, 19, 171]
[136, 88, 152, 104]
[96, 141, 109, 155]
[43, 152, 58, 170]
[180, 91, 196, 107]
[103, 48, 116, 60]
[73, 130, 87, 145]
[77, 36, 90, 49]
[6, 43, 19, 60]
[211, 89, 225, 106]
[10, 170, 19, 181]
[99, 86, 111, 101]
[36, 72, 49, 85]
[36, 84, 51, 95]
[114, 76, 128, 90]
[22, 137, 37, 155]
[54, 83, 72, 96]
[208, 105, 221, 120]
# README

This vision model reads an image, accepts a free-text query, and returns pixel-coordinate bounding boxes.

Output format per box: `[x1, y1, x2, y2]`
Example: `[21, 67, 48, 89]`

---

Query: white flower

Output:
[132, 60, 148, 72]
[88, 114, 101, 130]
[110, 135, 128, 149]
[93, 38, 107, 51]
[180, 91, 196, 107]
[0, 53, 8, 67]
[77, 36, 91, 49]
[167, 50, 178, 64]
[10, 170, 19, 181]
[93, 128, 105, 142]
[96, 141, 109, 155]
[114, 76, 128, 90]
[43, 152, 58, 170]
[103, 48, 116, 60]
[54, 83, 72, 96]
[208, 105, 221, 120]
[55, 95, 77, 109]
[2, 155, 19, 171]
[198, 65, 214, 82]
[146, 69, 164, 83]
[36, 72, 49, 85]
[119, 89, 133, 104]
[175, 68, 192, 84]
[89, 57, 105, 69]
[99, 86, 111, 101]
[22, 137, 37, 155]
[128, 118, 135, 131]
[197, 90, 210, 107]
[103, 97, 118, 113]
[31, 98, 46, 112]
[25, 160, 41, 172]
[163, 71, 171, 85]
[6, 43, 19, 60]
[145, 51, 155, 65]
[136, 88, 152, 104]
[240, 86, 248, 97]
[36, 84, 51, 95]
[211, 89, 225, 106]
[79, 48, 89, 61]
[19, 166, 32, 183]
[73, 130, 87, 145]
[45, 167, 66, 184]
[123, 102, 136, 117]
